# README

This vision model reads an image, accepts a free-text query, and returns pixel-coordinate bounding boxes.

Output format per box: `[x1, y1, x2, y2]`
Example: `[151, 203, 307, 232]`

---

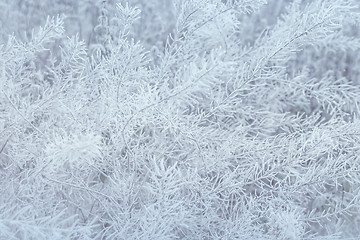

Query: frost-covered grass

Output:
[1, 0, 360, 239]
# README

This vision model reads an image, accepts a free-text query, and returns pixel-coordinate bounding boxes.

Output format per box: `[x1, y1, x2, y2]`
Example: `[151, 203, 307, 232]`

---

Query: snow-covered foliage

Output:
[1, 0, 360, 239]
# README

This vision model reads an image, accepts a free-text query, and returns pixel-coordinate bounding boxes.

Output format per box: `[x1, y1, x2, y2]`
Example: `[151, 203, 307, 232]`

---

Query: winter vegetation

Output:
[1, 0, 360, 239]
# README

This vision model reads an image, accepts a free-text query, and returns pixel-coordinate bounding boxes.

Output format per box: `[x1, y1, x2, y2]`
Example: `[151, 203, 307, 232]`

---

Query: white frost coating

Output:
[0, 0, 359, 239]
